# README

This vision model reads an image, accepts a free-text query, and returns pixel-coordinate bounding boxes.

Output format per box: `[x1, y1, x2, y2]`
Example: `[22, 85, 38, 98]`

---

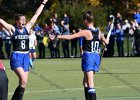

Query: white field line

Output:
[8, 88, 83, 95]
[8, 85, 140, 96]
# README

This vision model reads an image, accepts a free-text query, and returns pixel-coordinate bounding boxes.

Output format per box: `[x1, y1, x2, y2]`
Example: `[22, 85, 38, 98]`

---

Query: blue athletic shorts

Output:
[10, 52, 30, 72]
[29, 49, 36, 53]
[82, 52, 101, 72]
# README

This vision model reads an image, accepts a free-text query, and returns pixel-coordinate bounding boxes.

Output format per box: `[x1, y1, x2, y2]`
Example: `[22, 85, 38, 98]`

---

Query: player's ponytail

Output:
[83, 11, 94, 23]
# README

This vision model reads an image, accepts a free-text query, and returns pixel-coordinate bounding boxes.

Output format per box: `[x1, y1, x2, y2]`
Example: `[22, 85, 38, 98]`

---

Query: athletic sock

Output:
[32, 58, 35, 62]
[32, 58, 35, 68]
[29, 58, 33, 68]
[11, 86, 18, 100]
[88, 88, 96, 100]
[84, 87, 90, 100]
[11, 85, 25, 100]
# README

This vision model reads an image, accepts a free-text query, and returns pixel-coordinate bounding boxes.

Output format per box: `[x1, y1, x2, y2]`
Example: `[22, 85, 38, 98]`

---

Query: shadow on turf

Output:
[101, 67, 140, 93]
[30, 70, 65, 92]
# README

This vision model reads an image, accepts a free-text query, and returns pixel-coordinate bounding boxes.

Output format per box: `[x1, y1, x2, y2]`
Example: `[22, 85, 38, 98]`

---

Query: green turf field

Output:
[2, 57, 140, 100]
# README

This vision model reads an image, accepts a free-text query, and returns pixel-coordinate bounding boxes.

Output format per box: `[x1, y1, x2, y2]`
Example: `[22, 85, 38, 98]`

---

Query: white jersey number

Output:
[91, 41, 100, 53]
[21, 40, 26, 49]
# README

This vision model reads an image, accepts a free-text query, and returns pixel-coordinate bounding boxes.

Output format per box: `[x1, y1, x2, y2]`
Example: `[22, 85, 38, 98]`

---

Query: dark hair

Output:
[52, 13, 57, 17]
[83, 11, 93, 23]
[45, 18, 52, 26]
[15, 14, 24, 21]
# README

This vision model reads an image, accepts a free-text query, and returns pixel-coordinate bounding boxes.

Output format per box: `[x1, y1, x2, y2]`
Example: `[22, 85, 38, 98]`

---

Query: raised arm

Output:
[0, 19, 15, 36]
[57, 30, 87, 40]
[26, 0, 48, 32]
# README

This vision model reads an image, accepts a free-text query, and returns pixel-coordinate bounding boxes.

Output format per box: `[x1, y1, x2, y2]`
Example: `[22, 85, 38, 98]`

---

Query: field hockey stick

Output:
[100, 15, 115, 60]
[107, 15, 115, 40]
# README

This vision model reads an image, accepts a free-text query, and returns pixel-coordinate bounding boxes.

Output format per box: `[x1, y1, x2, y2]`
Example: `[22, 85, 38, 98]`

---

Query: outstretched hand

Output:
[49, 34, 57, 41]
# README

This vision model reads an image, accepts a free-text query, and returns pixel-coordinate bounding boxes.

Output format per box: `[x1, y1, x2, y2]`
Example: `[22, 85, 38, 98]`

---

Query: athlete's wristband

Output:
[41, 2, 45, 5]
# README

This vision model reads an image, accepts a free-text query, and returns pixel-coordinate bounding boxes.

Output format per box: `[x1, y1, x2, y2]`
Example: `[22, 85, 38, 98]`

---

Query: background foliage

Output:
[0, 0, 139, 31]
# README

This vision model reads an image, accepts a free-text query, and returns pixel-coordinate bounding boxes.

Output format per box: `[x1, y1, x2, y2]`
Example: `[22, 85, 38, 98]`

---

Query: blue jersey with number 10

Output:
[82, 28, 101, 53]
[81, 28, 101, 72]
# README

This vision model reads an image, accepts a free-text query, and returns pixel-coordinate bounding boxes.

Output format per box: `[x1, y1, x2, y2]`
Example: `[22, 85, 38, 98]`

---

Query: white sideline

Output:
[8, 85, 140, 95]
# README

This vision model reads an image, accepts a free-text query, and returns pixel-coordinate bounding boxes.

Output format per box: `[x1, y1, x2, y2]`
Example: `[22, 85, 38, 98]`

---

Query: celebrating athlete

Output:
[0, 0, 48, 99]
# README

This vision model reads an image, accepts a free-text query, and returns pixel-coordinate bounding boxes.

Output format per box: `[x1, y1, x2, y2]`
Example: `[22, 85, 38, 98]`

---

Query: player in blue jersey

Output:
[55, 11, 109, 100]
[0, 0, 48, 100]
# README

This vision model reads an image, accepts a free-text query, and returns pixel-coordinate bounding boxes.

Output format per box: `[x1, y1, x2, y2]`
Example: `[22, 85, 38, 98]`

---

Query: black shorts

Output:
[0, 69, 8, 100]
